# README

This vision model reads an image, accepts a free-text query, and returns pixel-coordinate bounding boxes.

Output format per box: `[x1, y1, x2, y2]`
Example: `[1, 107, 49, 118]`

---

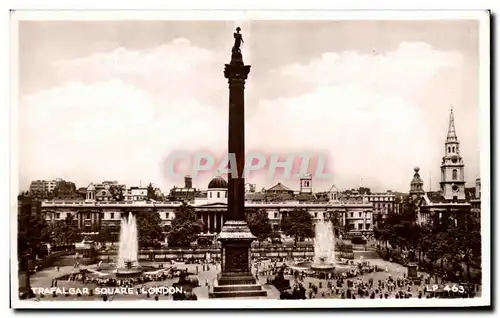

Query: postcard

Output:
[11, 10, 490, 309]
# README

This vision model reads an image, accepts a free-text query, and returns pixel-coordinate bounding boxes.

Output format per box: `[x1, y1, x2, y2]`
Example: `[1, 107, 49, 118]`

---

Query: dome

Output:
[87, 183, 96, 191]
[208, 176, 228, 189]
[411, 168, 423, 185]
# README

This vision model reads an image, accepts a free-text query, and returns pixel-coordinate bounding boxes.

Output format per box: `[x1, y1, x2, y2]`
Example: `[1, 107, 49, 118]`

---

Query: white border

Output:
[9, 9, 491, 309]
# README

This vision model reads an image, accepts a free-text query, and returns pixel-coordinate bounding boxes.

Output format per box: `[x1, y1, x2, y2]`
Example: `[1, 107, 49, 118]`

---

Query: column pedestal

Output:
[209, 221, 267, 298]
[407, 263, 421, 285]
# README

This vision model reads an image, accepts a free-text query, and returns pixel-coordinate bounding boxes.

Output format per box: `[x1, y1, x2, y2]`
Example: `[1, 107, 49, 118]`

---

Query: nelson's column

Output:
[209, 28, 267, 298]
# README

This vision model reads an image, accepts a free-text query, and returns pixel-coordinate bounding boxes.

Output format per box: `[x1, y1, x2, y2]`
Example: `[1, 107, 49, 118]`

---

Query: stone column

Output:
[210, 28, 265, 298]
[363, 210, 366, 231]
[207, 212, 211, 233]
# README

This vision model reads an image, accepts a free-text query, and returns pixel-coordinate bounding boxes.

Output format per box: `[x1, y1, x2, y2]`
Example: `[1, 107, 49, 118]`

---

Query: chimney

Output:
[185, 175, 192, 189]
[475, 178, 481, 199]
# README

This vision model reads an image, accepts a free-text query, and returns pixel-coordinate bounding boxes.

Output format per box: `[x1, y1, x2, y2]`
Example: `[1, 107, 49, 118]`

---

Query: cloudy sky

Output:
[17, 19, 480, 193]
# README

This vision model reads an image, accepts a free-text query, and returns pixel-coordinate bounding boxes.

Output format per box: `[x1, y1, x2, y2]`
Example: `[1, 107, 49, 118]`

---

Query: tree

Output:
[51, 214, 82, 244]
[147, 183, 157, 201]
[442, 217, 481, 282]
[97, 226, 118, 245]
[109, 185, 124, 201]
[135, 210, 165, 248]
[54, 181, 77, 199]
[358, 187, 372, 195]
[167, 203, 203, 247]
[18, 199, 51, 295]
[280, 208, 314, 245]
[246, 209, 273, 246]
[325, 210, 345, 238]
[417, 220, 434, 262]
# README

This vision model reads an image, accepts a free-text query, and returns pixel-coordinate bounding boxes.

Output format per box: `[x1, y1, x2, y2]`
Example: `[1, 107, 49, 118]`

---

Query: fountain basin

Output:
[83, 263, 161, 280]
[115, 267, 144, 278]
[290, 261, 354, 273]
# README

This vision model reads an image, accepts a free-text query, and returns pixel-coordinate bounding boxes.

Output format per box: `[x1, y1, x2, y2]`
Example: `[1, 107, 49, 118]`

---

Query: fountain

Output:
[310, 220, 336, 271]
[77, 213, 168, 282]
[114, 214, 143, 277]
[289, 220, 353, 273]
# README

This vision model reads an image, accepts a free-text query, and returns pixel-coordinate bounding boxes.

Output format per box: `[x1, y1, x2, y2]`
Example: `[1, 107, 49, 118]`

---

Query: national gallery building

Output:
[40, 175, 380, 238]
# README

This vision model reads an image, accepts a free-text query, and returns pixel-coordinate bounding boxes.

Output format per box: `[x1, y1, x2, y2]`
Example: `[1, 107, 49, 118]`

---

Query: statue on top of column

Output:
[232, 27, 244, 54]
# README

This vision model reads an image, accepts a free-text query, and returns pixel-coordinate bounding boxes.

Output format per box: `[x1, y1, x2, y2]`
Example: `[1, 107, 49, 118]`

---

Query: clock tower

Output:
[440, 107, 466, 201]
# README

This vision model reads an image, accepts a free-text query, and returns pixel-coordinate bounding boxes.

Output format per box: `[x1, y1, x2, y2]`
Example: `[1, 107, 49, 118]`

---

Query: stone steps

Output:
[217, 274, 257, 286]
[213, 284, 263, 292]
[209, 286, 268, 298]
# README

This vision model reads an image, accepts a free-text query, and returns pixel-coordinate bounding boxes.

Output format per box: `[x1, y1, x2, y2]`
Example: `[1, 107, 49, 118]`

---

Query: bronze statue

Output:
[232, 27, 244, 53]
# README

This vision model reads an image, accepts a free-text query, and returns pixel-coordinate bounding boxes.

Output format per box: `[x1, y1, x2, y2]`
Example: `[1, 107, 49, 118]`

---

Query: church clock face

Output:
[452, 157, 458, 164]
[452, 185, 459, 192]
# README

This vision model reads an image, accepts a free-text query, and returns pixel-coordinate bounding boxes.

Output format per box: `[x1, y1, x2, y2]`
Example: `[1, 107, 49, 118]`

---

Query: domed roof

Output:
[208, 176, 228, 189]
[411, 168, 423, 185]
[87, 183, 96, 191]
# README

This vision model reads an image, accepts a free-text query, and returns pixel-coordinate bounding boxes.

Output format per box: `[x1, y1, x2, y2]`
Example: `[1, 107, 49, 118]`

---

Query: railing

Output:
[42, 200, 184, 207]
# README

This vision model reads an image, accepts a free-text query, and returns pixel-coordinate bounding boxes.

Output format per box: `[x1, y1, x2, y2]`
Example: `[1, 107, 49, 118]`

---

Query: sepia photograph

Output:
[10, 10, 490, 309]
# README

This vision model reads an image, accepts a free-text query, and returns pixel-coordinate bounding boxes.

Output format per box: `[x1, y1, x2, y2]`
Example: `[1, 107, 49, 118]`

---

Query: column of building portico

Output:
[363, 210, 366, 232]
[78, 211, 83, 229]
[343, 210, 346, 229]
[207, 212, 211, 233]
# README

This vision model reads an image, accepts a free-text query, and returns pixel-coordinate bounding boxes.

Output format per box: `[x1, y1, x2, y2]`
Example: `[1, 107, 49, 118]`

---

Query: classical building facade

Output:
[40, 176, 375, 238]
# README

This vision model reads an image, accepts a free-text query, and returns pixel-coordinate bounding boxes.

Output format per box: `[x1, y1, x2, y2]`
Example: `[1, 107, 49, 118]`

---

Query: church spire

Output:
[447, 106, 458, 142]
[440, 106, 465, 201]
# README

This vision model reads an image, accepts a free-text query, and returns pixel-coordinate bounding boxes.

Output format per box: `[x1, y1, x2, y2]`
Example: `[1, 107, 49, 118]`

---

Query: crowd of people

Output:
[278, 267, 478, 300]
[40, 253, 480, 301]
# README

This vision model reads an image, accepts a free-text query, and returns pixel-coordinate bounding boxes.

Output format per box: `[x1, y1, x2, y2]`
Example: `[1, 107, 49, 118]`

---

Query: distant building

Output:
[168, 175, 200, 202]
[470, 178, 481, 219]
[29, 180, 46, 196]
[41, 176, 375, 237]
[299, 173, 313, 193]
[124, 187, 148, 201]
[409, 167, 425, 201]
[29, 178, 69, 198]
[416, 108, 472, 226]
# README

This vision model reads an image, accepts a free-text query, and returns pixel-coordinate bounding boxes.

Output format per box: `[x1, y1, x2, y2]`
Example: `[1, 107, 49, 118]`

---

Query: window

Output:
[210, 192, 212, 198]
[166, 213, 169, 219]
[56, 213, 61, 219]
[217, 192, 220, 198]
[452, 169, 458, 180]
[452, 146, 455, 152]
[86, 213, 91, 219]
[358, 223, 363, 230]
[448, 146, 451, 153]
[314, 212, 318, 218]
[366, 224, 371, 230]
[350, 212, 353, 218]
[274, 212, 278, 219]
[110, 212, 114, 219]
[225, 192, 227, 198]
[453, 196, 458, 201]
[358, 212, 362, 217]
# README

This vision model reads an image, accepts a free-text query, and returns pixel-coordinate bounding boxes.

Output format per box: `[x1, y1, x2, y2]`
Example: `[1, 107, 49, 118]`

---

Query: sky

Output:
[17, 19, 481, 193]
